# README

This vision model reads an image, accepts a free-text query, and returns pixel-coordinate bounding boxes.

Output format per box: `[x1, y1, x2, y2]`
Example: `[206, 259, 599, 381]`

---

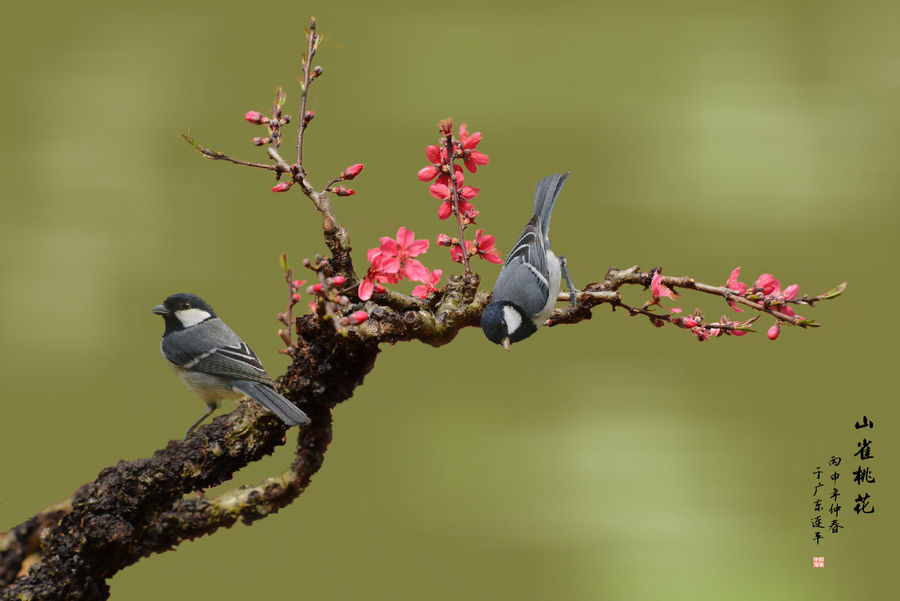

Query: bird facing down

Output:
[481, 173, 573, 350]
[152, 293, 310, 439]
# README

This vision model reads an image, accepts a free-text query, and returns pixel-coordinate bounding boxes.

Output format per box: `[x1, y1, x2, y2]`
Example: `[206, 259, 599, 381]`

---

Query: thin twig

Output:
[182, 134, 281, 171]
[296, 17, 318, 167]
[443, 128, 471, 274]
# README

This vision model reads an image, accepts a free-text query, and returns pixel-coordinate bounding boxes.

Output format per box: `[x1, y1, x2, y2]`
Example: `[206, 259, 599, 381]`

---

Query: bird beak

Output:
[501, 337, 511, 352]
[151, 304, 169, 316]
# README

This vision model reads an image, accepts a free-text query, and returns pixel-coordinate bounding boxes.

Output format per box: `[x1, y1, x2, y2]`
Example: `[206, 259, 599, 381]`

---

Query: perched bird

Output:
[481, 173, 575, 350]
[152, 293, 310, 439]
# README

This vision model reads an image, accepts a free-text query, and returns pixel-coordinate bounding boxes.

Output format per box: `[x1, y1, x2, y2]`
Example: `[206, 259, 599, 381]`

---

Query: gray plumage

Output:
[492, 173, 569, 319]
[154, 293, 309, 438]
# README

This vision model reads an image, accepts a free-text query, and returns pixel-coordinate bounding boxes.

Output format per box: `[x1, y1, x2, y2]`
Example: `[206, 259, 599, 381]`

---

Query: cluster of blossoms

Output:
[243, 92, 363, 197]
[278, 254, 367, 347]
[725, 267, 802, 340]
[358, 227, 432, 300]
[648, 268, 803, 342]
[357, 122, 503, 301]
[307, 273, 368, 327]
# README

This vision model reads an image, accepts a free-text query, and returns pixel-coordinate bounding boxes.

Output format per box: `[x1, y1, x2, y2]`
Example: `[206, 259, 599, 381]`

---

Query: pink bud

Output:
[342, 163, 364, 180]
[437, 233, 453, 247]
[767, 324, 780, 340]
[303, 110, 315, 124]
[333, 275, 346, 286]
[252, 137, 268, 146]
[245, 111, 266, 124]
[332, 186, 355, 197]
[374, 284, 386, 294]
[349, 310, 368, 325]
[291, 293, 301, 304]
[272, 182, 292, 193]
[312, 283, 323, 293]
[291, 279, 305, 289]
[280, 114, 291, 124]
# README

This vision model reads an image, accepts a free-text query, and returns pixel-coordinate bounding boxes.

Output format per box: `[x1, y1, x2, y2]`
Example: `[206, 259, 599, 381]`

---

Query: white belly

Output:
[169, 363, 243, 404]
[535, 249, 561, 326]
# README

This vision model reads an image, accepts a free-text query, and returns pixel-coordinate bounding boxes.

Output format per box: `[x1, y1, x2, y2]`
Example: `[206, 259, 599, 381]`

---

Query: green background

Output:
[1, 0, 896, 599]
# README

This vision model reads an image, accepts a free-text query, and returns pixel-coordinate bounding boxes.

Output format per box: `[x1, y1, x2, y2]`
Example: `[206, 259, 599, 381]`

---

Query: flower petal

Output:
[417, 165, 439, 181]
[430, 183, 450, 200]
[402, 259, 430, 282]
[358, 278, 374, 301]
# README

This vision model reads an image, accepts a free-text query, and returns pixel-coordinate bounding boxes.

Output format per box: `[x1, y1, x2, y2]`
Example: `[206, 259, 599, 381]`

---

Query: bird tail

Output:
[532, 172, 570, 238]
[232, 380, 310, 427]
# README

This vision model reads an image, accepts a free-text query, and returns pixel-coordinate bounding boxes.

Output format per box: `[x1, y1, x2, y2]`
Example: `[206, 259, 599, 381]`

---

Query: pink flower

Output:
[753, 273, 780, 295]
[358, 249, 399, 301]
[651, 272, 676, 300]
[378, 227, 430, 282]
[458, 123, 490, 173]
[342, 163, 364, 180]
[473, 229, 503, 264]
[245, 110, 266, 124]
[767, 323, 781, 340]
[429, 183, 478, 220]
[450, 241, 473, 264]
[782, 284, 799, 300]
[332, 275, 346, 286]
[417, 146, 465, 187]
[726, 267, 747, 312]
[411, 269, 443, 299]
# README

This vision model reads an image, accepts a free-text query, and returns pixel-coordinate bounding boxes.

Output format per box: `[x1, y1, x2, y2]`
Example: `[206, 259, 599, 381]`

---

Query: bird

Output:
[152, 293, 310, 439]
[481, 172, 575, 350]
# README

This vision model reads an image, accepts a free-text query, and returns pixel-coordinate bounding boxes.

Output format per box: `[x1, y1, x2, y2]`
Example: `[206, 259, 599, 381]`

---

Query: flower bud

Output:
[374, 284, 386, 294]
[303, 110, 315, 124]
[252, 137, 269, 146]
[280, 114, 291, 124]
[245, 111, 266, 124]
[767, 323, 780, 340]
[272, 182, 292, 193]
[437, 233, 454, 247]
[312, 65, 323, 79]
[342, 163, 364, 180]
[279, 253, 289, 274]
[291, 279, 305, 289]
[348, 310, 368, 325]
[333, 275, 346, 286]
[331, 186, 355, 197]
[312, 283, 323, 293]
[291, 293, 301, 305]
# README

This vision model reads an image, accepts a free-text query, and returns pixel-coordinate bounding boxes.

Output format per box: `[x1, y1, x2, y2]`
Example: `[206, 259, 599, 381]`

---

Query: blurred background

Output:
[1, 0, 896, 599]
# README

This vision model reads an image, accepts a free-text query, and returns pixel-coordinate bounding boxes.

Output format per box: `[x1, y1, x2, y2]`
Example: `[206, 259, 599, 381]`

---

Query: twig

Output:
[182, 134, 281, 172]
[441, 122, 471, 274]
[296, 17, 319, 167]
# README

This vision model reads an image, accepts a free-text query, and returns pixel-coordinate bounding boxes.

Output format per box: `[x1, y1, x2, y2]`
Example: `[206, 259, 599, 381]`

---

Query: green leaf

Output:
[821, 282, 847, 300]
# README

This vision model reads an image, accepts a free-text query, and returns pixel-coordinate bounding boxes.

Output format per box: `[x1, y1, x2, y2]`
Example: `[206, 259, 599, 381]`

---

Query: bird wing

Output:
[492, 215, 551, 316]
[161, 318, 273, 385]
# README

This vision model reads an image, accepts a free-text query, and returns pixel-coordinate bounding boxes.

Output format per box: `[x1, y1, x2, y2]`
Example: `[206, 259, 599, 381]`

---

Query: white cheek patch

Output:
[502, 305, 523, 335]
[175, 308, 212, 328]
